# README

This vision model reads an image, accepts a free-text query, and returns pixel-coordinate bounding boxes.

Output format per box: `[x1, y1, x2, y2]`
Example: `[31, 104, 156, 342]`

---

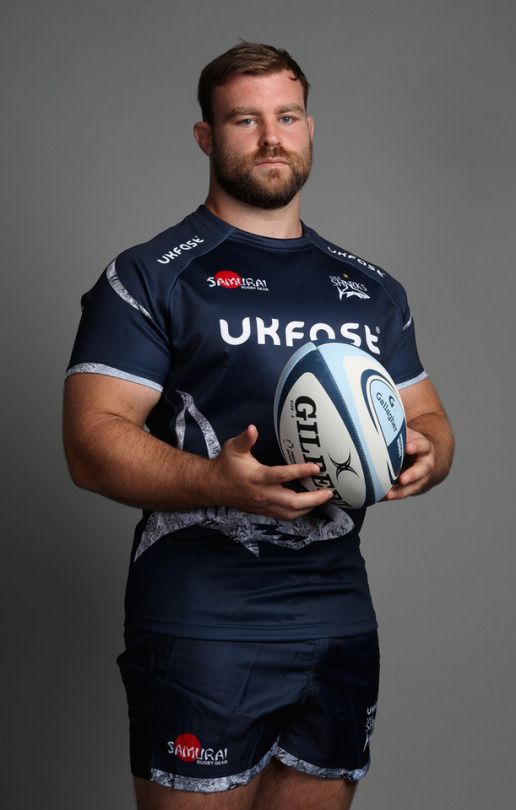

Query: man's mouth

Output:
[255, 157, 290, 166]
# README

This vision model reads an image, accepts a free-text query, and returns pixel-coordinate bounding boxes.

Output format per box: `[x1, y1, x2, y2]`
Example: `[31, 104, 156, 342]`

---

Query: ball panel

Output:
[273, 341, 316, 428]
[361, 371, 406, 478]
[320, 346, 400, 501]
[277, 371, 368, 509]
[316, 343, 377, 448]
[339, 355, 406, 498]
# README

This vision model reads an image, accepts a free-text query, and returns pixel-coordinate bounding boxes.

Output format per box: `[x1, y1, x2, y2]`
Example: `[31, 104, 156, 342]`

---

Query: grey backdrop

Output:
[2, 1, 515, 808]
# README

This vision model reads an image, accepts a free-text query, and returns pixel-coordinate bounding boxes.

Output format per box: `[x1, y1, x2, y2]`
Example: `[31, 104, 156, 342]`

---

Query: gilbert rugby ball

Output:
[274, 342, 406, 509]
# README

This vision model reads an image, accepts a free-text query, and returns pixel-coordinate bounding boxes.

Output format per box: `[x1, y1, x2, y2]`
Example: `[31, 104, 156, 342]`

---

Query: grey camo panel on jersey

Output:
[135, 389, 354, 558]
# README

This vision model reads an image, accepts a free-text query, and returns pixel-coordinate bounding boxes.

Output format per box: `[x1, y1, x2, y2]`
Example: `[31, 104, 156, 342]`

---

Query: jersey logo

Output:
[206, 270, 269, 292]
[329, 274, 370, 300]
[157, 236, 205, 264]
[327, 246, 386, 278]
[219, 317, 381, 353]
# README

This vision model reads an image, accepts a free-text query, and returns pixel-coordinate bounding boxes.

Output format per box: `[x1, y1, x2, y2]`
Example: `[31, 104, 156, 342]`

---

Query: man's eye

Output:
[237, 118, 255, 126]
[280, 115, 295, 124]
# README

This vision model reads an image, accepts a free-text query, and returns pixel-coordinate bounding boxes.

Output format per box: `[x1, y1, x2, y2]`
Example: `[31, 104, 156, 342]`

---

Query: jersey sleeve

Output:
[386, 280, 427, 390]
[66, 250, 172, 392]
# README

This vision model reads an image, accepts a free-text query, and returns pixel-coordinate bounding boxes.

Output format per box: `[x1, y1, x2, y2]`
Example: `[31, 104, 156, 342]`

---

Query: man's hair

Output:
[198, 42, 310, 124]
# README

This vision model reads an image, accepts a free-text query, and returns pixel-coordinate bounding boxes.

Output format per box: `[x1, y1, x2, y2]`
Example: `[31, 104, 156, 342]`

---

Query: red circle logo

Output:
[174, 733, 201, 762]
[215, 270, 242, 289]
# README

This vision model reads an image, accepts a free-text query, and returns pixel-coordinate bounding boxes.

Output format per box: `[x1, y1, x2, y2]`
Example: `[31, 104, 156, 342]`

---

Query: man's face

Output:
[207, 70, 314, 210]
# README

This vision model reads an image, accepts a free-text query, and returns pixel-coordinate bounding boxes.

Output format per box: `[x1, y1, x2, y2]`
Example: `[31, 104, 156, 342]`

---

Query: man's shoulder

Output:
[117, 207, 229, 270]
[304, 223, 410, 313]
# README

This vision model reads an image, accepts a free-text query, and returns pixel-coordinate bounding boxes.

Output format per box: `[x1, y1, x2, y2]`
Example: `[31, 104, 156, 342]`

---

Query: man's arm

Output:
[63, 373, 333, 520]
[384, 378, 454, 501]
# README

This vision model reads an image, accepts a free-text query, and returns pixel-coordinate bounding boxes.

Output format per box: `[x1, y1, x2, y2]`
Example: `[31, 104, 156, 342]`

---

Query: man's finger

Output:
[260, 461, 323, 485]
[275, 484, 335, 508]
[398, 467, 423, 487]
[405, 435, 432, 456]
[262, 483, 335, 518]
[385, 481, 425, 500]
[227, 424, 259, 455]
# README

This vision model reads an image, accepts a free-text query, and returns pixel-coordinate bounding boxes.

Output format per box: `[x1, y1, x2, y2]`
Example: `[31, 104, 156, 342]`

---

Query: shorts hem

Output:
[274, 745, 370, 782]
[149, 741, 279, 793]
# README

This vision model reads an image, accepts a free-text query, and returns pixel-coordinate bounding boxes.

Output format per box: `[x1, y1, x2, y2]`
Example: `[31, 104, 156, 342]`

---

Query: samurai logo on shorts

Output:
[167, 733, 229, 766]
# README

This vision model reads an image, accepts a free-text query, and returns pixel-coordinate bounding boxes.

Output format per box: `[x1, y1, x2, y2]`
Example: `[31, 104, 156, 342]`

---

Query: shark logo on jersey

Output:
[329, 275, 370, 301]
[134, 390, 355, 559]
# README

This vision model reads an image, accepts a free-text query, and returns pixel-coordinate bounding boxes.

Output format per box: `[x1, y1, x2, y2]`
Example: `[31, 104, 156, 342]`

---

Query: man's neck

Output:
[203, 188, 303, 239]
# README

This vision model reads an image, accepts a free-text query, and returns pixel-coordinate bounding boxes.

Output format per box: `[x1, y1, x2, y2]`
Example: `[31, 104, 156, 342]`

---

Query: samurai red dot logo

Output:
[167, 733, 229, 766]
[214, 270, 242, 289]
[172, 733, 201, 762]
[206, 271, 269, 292]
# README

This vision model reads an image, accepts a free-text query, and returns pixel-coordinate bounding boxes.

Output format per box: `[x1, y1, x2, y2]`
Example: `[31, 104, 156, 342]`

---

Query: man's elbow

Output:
[436, 423, 455, 485]
[65, 453, 94, 492]
[63, 436, 101, 493]
[445, 430, 456, 475]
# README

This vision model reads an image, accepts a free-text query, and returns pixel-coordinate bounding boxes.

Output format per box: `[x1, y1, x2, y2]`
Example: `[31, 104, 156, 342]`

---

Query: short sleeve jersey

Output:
[67, 205, 426, 641]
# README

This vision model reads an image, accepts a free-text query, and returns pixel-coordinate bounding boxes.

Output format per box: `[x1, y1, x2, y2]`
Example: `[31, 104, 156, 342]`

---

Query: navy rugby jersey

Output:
[67, 206, 426, 641]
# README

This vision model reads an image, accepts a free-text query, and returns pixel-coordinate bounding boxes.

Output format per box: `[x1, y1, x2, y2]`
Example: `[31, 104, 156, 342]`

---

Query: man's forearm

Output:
[65, 413, 217, 511]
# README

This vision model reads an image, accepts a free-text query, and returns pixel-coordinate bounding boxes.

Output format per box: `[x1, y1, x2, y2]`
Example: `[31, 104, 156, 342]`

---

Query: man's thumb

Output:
[230, 424, 258, 455]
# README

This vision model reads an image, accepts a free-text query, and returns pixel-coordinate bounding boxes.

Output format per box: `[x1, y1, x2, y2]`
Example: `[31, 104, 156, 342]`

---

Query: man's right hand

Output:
[209, 424, 334, 521]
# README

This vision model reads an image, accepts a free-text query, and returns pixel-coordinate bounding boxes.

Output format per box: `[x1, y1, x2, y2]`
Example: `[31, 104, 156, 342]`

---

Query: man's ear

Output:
[307, 115, 315, 142]
[194, 121, 213, 156]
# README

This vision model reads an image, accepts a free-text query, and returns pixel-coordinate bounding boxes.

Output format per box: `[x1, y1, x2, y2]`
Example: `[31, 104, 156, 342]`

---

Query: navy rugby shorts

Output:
[117, 631, 380, 793]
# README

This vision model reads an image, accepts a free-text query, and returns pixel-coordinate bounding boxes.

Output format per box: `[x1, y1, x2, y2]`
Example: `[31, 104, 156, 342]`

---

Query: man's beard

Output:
[211, 141, 313, 210]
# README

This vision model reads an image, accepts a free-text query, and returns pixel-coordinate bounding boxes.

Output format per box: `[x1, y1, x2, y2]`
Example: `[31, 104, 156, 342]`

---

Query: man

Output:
[63, 42, 454, 810]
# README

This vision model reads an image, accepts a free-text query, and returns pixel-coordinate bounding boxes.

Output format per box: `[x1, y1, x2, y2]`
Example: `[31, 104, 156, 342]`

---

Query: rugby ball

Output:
[274, 342, 406, 509]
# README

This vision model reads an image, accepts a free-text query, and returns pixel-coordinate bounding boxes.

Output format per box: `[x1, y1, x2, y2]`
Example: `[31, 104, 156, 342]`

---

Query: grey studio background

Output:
[2, 1, 515, 808]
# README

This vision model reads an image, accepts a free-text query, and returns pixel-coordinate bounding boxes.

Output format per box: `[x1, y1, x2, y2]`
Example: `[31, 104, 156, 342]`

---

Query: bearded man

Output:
[64, 42, 454, 810]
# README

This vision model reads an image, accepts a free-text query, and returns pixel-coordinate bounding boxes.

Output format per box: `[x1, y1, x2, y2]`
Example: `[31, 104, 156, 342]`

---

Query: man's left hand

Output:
[384, 427, 436, 501]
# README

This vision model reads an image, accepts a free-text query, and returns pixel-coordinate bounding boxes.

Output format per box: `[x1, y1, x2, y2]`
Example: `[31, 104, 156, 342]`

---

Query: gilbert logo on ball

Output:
[274, 342, 406, 509]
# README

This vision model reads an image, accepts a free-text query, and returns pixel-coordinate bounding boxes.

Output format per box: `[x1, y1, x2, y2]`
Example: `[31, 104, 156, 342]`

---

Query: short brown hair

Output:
[198, 42, 310, 123]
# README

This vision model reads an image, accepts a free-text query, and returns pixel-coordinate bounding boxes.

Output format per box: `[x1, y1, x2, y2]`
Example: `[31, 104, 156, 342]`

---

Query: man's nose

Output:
[259, 119, 281, 147]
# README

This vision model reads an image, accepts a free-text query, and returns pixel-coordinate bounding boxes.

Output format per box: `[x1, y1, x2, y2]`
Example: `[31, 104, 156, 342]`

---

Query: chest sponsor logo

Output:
[219, 316, 380, 354]
[330, 274, 370, 300]
[206, 270, 269, 292]
[327, 246, 385, 278]
[167, 733, 228, 767]
[157, 236, 205, 264]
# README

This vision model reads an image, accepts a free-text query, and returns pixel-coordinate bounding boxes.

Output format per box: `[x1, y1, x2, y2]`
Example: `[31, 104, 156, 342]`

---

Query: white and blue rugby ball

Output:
[274, 342, 406, 509]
